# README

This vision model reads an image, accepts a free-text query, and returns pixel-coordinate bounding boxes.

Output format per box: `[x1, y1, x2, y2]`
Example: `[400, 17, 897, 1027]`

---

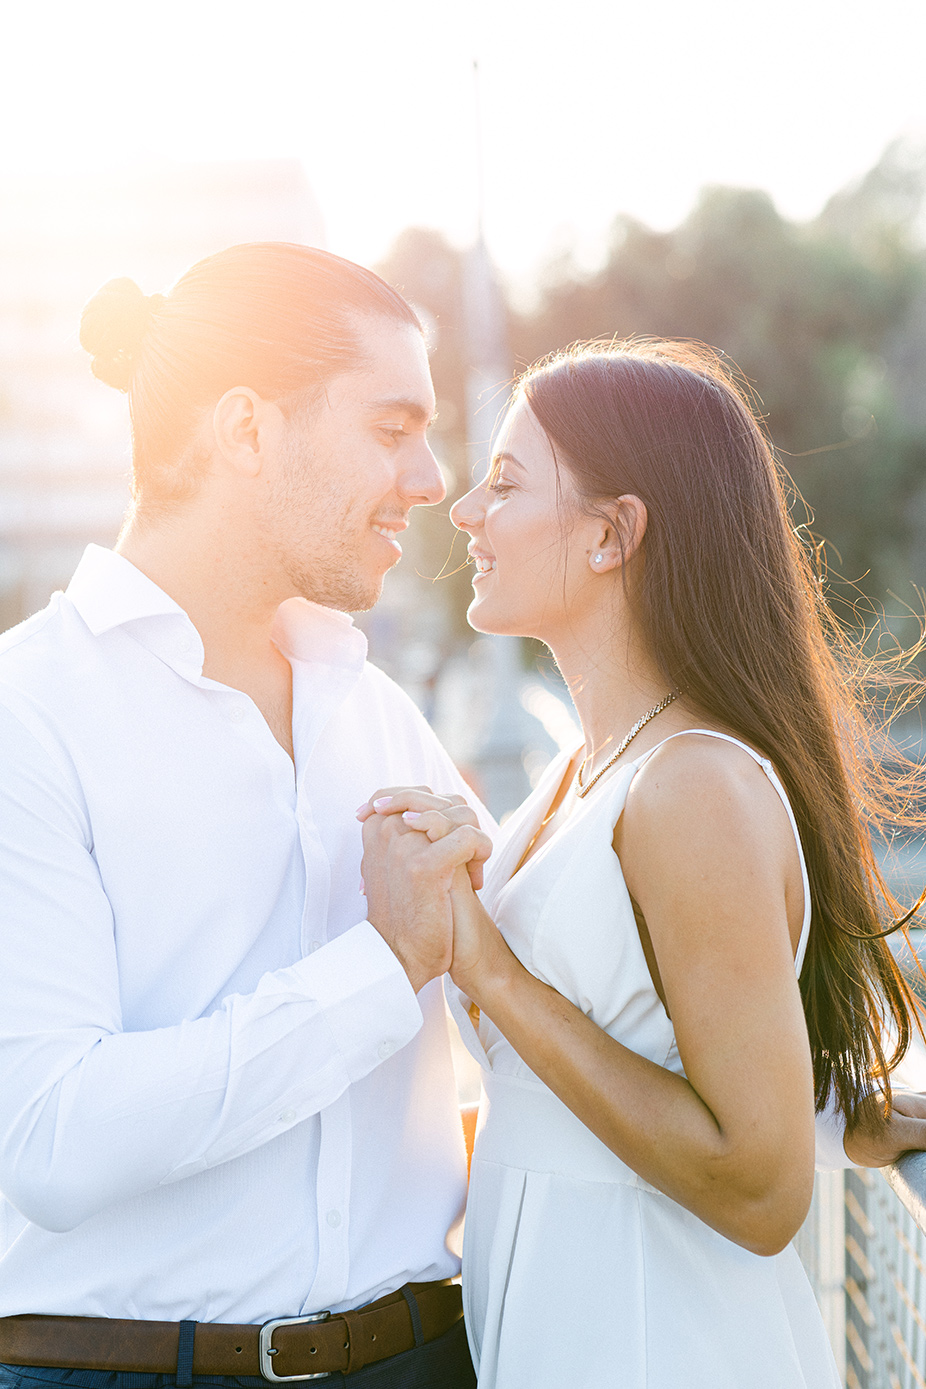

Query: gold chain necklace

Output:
[575, 692, 678, 799]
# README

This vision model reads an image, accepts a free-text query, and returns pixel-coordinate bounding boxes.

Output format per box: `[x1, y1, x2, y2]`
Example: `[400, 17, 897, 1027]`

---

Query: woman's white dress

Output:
[449, 730, 841, 1388]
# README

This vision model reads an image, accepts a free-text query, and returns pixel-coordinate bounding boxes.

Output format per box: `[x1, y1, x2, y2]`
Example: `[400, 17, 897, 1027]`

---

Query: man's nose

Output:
[402, 441, 446, 506]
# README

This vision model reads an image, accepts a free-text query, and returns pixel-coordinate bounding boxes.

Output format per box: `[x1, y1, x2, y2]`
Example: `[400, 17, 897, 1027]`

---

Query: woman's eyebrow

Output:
[491, 451, 525, 472]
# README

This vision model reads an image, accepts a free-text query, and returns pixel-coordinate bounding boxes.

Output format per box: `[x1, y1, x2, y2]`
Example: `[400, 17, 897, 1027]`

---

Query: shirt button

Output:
[326, 1209, 341, 1228]
[279, 1109, 297, 1124]
[229, 707, 245, 723]
[310, 941, 322, 953]
[180, 636, 196, 654]
[378, 1041, 396, 1060]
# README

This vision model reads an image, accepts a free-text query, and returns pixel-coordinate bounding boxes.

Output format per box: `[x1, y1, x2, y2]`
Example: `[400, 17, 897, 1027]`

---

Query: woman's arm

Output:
[361, 774, 926, 1198]
[442, 738, 815, 1255]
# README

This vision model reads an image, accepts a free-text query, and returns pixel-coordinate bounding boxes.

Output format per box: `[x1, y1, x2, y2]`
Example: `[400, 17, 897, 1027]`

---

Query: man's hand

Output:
[358, 788, 503, 1001]
[844, 1090, 926, 1166]
[360, 804, 451, 993]
[358, 787, 493, 993]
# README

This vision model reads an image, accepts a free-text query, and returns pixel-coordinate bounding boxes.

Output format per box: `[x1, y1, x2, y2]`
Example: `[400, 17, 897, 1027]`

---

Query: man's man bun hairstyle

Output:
[79, 278, 166, 392]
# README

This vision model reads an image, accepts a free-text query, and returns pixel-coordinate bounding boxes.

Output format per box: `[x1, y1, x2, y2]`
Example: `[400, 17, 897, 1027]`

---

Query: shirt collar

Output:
[272, 598, 367, 674]
[67, 545, 188, 634]
[66, 545, 368, 681]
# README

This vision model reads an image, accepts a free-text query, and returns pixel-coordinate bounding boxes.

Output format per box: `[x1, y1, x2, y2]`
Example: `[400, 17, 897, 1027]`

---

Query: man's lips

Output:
[372, 520, 407, 554]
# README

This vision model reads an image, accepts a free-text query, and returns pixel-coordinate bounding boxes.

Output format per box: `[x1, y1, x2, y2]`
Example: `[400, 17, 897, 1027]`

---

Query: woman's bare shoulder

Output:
[617, 730, 796, 874]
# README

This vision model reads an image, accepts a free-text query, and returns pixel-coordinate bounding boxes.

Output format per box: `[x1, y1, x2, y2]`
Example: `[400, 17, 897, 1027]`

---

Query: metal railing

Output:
[796, 1155, 926, 1388]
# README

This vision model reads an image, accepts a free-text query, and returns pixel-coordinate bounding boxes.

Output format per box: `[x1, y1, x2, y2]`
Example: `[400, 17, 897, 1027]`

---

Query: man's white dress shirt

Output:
[0, 545, 481, 1323]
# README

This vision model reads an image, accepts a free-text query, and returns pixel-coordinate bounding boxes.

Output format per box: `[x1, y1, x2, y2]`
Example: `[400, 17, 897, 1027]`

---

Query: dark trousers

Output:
[0, 1322, 476, 1389]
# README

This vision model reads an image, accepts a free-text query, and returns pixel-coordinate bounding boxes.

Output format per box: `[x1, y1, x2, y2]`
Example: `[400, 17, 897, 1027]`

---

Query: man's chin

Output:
[347, 589, 382, 615]
[295, 576, 384, 615]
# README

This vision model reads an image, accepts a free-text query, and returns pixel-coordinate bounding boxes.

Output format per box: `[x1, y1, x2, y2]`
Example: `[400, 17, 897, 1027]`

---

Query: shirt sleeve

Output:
[0, 704, 423, 1233]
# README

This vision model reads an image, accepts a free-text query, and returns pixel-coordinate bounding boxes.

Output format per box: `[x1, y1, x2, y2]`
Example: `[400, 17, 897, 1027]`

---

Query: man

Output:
[0, 241, 923, 1389]
[0, 243, 485, 1388]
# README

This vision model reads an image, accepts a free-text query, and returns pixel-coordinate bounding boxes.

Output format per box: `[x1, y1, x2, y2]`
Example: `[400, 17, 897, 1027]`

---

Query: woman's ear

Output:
[587, 495, 648, 573]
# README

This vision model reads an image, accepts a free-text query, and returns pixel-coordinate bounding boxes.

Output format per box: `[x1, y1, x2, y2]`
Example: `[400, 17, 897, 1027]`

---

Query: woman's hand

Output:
[447, 871, 514, 1001]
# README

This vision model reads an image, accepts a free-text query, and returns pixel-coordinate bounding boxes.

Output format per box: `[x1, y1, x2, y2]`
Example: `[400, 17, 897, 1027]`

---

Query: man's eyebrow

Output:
[363, 396, 437, 426]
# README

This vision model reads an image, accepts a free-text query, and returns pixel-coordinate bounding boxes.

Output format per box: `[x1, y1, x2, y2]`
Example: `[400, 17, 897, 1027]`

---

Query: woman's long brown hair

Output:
[521, 338, 925, 1127]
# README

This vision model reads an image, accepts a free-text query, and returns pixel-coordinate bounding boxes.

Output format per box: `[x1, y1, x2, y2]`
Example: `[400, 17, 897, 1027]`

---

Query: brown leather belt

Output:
[0, 1281, 463, 1381]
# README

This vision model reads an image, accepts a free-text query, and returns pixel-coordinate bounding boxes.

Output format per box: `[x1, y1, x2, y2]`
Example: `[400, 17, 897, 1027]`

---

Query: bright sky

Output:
[3, 0, 925, 291]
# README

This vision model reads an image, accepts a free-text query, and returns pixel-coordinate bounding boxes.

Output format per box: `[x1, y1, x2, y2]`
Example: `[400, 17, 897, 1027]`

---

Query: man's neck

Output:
[118, 504, 285, 661]
[117, 509, 296, 761]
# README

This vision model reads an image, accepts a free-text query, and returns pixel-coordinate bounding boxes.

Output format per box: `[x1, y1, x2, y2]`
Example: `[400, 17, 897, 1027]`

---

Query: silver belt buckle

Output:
[259, 1312, 332, 1381]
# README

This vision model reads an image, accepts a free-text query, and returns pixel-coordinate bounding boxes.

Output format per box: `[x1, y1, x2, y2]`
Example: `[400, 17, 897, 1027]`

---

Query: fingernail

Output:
[355, 804, 369, 815]
[359, 877, 365, 892]
[403, 810, 421, 821]
[372, 797, 393, 810]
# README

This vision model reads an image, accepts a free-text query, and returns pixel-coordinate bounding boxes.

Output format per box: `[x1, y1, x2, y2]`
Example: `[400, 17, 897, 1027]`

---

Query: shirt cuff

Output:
[815, 1097, 859, 1170]
[290, 921, 424, 1083]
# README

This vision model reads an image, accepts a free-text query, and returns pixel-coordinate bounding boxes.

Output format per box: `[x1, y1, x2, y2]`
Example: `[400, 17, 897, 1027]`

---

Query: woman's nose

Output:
[450, 483, 485, 532]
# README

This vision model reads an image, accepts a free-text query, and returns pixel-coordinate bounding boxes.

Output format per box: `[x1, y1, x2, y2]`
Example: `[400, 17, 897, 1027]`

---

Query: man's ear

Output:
[212, 388, 285, 479]
[587, 494, 648, 573]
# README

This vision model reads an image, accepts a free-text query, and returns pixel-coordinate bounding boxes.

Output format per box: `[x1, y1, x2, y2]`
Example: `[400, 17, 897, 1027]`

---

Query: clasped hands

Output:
[356, 787, 498, 996]
[356, 789, 926, 1168]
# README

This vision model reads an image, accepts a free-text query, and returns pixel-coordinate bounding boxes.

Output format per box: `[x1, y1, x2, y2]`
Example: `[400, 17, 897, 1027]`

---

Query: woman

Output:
[359, 340, 924, 1386]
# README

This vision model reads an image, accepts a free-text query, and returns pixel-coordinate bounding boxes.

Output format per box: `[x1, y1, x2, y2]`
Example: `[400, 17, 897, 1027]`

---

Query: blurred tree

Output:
[512, 151, 926, 625]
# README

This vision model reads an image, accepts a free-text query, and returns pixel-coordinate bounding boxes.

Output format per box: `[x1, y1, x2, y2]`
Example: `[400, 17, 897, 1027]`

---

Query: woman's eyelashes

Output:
[487, 475, 515, 496]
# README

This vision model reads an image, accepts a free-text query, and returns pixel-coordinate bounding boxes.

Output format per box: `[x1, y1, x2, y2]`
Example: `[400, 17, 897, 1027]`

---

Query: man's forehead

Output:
[324, 319, 435, 417]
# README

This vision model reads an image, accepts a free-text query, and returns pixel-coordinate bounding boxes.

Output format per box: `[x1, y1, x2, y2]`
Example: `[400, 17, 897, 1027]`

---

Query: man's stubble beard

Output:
[264, 428, 384, 614]
[285, 543, 384, 614]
